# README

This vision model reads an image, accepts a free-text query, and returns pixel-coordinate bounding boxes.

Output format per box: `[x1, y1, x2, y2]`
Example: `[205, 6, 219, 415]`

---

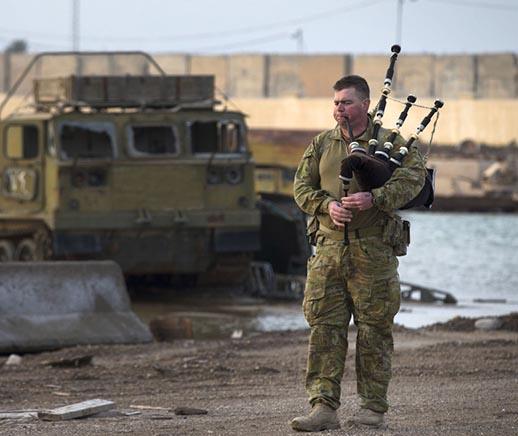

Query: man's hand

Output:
[329, 201, 353, 228]
[341, 192, 374, 211]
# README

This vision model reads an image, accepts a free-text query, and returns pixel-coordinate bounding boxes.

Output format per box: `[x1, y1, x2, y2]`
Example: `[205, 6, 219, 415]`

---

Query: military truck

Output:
[0, 52, 309, 291]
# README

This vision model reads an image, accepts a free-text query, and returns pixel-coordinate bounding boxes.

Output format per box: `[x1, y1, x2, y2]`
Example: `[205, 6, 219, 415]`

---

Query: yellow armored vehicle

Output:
[0, 52, 279, 286]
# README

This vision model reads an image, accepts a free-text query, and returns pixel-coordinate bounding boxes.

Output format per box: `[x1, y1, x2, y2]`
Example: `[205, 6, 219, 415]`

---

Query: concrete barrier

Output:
[191, 55, 229, 97]
[3, 52, 518, 99]
[434, 55, 476, 99]
[393, 55, 436, 98]
[0, 261, 152, 353]
[228, 55, 266, 97]
[266, 55, 347, 97]
[476, 54, 518, 98]
[153, 54, 189, 75]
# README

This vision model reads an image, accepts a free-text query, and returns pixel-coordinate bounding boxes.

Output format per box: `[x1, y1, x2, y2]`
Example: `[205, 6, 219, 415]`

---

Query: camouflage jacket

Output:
[293, 118, 427, 232]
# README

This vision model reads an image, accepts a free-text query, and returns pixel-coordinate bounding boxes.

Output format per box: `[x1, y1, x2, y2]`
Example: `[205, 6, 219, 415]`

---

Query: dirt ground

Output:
[1, 314, 518, 436]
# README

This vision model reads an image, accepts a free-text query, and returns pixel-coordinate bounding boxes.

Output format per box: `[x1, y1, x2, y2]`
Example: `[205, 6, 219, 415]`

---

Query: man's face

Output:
[333, 87, 370, 130]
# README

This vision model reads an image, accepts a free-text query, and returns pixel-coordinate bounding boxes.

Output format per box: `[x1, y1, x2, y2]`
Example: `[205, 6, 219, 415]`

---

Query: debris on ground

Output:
[173, 407, 208, 416]
[37, 399, 115, 421]
[1, 318, 517, 435]
[45, 355, 94, 368]
[422, 312, 518, 332]
[4, 354, 22, 366]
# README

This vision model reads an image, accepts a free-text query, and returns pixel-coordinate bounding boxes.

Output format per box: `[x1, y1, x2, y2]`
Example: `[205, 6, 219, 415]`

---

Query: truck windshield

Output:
[57, 121, 116, 160]
[127, 125, 179, 156]
[190, 120, 245, 154]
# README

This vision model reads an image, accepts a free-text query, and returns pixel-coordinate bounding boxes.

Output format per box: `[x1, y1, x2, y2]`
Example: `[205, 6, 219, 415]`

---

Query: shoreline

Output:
[131, 289, 518, 340]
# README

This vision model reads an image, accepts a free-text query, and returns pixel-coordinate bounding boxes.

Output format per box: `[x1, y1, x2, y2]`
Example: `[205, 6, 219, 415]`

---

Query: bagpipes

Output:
[338, 45, 443, 245]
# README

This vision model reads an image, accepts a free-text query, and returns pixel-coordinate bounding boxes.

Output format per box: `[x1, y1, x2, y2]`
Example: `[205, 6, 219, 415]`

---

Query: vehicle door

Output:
[0, 121, 45, 214]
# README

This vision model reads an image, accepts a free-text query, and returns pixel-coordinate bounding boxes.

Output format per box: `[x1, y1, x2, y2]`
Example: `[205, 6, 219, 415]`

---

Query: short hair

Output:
[333, 75, 370, 100]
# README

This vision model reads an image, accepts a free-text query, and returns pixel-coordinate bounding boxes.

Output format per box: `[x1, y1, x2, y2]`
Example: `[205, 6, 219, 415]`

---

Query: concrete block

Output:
[191, 55, 229, 98]
[38, 399, 116, 421]
[299, 55, 350, 97]
[266, 55, 304, 97]
[476, 54, 518, 98]
[355, 54, 436, 99]
[105, 53, 151, 75]
[392, 55, 436, 99]
[228, 55, 265, 97]
[0, 261, 152, 353]
[434, 55, 476, 99]
[3, 53, 33, 95]
[77, 54, 113, 75]
[3, 53, 151, 95]
[351, 55, 388, 96]
[38, 55, 80, 77]
[267, 55, 347, 97]
[153, 54, 189, 74]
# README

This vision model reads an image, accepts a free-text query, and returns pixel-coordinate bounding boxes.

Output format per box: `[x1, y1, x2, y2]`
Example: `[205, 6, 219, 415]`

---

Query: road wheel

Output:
[0, 240, 15, 262]
[15, 238, 42, 261]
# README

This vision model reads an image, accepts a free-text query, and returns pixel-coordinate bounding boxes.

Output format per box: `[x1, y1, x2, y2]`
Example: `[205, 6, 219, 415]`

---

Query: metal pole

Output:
[292, 29, 304, 53]
[72, 0, 80, 51]
[396, 0, 403, 45]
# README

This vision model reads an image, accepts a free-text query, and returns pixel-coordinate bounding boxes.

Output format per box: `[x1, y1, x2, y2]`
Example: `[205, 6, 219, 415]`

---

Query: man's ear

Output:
[363, 98, 371, 111]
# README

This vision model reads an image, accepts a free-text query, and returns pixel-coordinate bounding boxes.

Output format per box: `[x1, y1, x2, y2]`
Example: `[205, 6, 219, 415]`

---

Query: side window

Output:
[47, 123, 57, 157]
[191, 121, 218, 153]
[128, 126, 178, 156]
[190, 120, 244, 154]
[220, 122, 241, 153]
[57, 121, 116, 160]
[5, 125, 39, 159]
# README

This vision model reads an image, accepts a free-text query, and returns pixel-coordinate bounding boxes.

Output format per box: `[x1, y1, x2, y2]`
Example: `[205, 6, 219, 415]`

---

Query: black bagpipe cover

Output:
[340, 153, 435, 209]
[340, 153, 392, 191]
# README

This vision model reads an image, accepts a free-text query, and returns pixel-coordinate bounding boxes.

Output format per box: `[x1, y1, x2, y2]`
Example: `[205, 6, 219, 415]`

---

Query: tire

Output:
[0, 240, 15, 262]
[15, 238, 42, 261]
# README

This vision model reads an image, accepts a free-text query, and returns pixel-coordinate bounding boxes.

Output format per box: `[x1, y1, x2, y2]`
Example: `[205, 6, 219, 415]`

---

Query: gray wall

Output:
[2, 52, 517, 100]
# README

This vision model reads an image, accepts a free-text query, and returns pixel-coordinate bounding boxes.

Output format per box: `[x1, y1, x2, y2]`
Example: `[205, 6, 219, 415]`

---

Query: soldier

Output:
[291, 75, 426, 431]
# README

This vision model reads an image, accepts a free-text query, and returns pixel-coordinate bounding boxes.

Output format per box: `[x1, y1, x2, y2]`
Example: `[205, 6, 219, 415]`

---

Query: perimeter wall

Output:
[2, 52, 517, 99]
[2, 52, 517, 147]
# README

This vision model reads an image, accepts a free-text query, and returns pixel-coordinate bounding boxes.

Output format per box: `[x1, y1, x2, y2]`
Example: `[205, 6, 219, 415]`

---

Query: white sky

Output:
[0, 0, 517, 55]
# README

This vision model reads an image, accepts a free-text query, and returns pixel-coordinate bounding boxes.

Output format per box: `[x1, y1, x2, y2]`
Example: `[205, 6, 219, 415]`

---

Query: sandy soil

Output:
[1, 316, 517, 436]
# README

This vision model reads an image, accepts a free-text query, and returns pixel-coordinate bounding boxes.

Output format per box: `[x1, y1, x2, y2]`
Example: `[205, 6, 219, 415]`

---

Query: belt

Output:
[319, 223, 384, 241]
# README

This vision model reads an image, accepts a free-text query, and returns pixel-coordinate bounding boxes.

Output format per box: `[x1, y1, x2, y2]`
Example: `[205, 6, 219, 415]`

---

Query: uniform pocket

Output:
[382, 216, 410, 257]
[352, 274, 401, 323]
[303, 292, 325, 325]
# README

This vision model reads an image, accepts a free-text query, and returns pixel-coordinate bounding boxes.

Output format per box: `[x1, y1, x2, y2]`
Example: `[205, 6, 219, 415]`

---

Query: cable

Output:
[422, 0, 518, 10]
[0, 0, 386, 45]
[192, 31, 295, 53]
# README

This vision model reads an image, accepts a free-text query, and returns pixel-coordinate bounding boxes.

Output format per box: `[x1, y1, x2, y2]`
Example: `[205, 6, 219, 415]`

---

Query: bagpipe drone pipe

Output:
[339, 45, 443, 224]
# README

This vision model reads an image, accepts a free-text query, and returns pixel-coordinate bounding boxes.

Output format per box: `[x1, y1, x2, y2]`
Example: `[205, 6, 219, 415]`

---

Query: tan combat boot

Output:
[346, 408, 386, 429]
[291, 403, 341, 432]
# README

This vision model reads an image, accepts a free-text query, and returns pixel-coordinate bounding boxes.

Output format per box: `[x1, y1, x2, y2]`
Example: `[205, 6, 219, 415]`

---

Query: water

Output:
[395, 211, 518, 327]
[133, 212, 518, 333]
[258, 211, 518, 331]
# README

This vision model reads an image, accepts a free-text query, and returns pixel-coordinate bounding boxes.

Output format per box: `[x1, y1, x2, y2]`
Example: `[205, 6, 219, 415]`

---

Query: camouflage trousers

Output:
[302, 232, 401, 413]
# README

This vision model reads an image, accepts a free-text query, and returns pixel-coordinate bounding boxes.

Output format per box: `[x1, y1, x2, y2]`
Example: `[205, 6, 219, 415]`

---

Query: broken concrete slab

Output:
[38, 399, 115, 421]
[0, 411, 38, 420]
[0, 261, 152, 353]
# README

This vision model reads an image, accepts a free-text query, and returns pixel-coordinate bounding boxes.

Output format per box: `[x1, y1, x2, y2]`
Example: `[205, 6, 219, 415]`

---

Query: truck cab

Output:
[0, 53, 260, 284]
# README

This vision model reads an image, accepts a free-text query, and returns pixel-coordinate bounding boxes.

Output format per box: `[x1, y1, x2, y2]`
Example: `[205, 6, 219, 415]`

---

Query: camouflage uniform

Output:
[294, 118, 426, 413]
